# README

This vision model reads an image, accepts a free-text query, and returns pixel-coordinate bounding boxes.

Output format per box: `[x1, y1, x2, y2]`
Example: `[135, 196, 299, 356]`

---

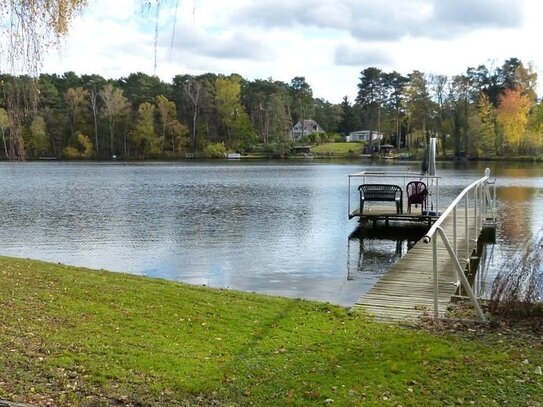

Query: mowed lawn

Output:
[0, 256, 541, 406]
[311, 142, 363, 156]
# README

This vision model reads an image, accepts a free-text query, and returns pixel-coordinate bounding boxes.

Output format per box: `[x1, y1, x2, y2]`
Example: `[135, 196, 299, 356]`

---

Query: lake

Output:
[0, 160, 541, 306]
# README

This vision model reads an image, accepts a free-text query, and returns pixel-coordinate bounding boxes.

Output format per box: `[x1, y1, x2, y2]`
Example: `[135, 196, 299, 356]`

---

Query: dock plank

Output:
[352, 210, 477, 322]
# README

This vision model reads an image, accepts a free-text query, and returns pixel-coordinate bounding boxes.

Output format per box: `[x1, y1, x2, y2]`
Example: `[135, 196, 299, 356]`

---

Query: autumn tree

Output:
[155, 95, 189, 154]
[131, 102, 160, 158]
[215, 75, 255, 149]
[65, 87, 89, 135]
[63, 132, 93, 159]
[155, 95, 173, 153]
[24, 115, 49, 158]
[476, 93, 497, 156]
[527, 101, 543, 155]
[0, 1, 87, 75]
[100, 84, 129, 157]
[496, 87, 532, 154]
[0, 1, 87, 160]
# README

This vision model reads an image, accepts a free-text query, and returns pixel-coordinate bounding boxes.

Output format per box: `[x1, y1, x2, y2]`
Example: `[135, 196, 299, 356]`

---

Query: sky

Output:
[41, 0, 543, 104]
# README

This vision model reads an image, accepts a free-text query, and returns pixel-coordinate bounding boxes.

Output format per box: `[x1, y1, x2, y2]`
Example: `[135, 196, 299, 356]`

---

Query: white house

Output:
[346, 130, 383, 143]
[290, 119, 324, 141]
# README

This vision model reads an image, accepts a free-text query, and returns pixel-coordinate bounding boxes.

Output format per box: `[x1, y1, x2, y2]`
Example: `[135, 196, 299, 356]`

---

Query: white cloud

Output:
[39, 0, 543, 103]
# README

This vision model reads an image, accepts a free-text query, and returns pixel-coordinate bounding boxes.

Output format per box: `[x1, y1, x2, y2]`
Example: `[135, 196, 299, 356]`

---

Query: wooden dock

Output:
[352, 210, 477, 323]
[349, 205, 440, 226]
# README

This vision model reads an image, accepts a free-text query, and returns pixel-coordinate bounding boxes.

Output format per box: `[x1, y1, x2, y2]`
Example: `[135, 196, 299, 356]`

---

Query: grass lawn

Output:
[311, 142, 363, 156]
[0, 256, 542, 406]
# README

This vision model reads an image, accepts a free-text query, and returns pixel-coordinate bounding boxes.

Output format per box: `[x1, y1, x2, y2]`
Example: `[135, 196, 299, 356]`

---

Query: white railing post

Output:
[464, 195, 469, 260]
[481, 181, 488, 228]
[453, 206, 457, 256]
[433, 237, 439, 320]
[348, 176, 352, 217]
[476, 185, 480, 231]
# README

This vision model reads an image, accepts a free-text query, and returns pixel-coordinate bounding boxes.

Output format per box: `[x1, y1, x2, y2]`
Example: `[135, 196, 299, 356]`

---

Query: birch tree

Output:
[100, 84, 128, 157]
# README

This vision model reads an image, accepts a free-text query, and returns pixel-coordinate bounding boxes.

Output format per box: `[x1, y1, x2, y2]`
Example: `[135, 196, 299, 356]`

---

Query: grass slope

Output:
[310, 143, 362, 156]
[0, 256, 541, 406]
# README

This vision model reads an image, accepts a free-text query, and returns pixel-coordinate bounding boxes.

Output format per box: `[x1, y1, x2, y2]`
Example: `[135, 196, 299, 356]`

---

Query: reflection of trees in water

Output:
[472, 236, 496, 298]
[498, 186, 536, 241]
[347, 225, 427, 281]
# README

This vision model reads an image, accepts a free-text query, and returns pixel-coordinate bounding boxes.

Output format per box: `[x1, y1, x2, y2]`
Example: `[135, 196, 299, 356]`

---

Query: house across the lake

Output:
[290, 119, 324, 141]
[346, 130, 383, 143]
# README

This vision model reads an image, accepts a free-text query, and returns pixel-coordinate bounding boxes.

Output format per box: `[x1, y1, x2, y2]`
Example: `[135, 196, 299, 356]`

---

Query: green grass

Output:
[311, 142, 363, 156]
[0, 256, 542, 406]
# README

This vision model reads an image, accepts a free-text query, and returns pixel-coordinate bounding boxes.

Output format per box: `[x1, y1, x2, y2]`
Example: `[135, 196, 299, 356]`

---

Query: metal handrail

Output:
[422, 168, 496, 321]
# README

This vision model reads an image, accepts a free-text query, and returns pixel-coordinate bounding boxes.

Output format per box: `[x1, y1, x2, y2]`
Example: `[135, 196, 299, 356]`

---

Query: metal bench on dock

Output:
[358, 184, 403, 214]
[348, 171, 441, 225]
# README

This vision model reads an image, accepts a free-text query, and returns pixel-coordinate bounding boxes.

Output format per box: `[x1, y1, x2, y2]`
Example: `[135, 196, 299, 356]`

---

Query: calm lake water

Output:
[0, 160, 541, 306]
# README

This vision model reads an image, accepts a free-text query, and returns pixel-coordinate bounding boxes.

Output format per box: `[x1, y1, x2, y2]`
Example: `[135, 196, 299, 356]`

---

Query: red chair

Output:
[406, 181, 428, 214]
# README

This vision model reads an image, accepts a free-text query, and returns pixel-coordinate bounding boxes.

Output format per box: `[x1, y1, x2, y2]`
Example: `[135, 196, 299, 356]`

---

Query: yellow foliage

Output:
[496, 87, 532, 154]
[0, 1, 87, 74]
[62, 132, 93, 159]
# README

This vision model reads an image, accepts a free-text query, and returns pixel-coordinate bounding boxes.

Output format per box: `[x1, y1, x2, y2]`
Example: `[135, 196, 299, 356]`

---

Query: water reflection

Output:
[470, 228, 497, 298]
[347, 225, 428, 281]
[498, 186, 538, 243]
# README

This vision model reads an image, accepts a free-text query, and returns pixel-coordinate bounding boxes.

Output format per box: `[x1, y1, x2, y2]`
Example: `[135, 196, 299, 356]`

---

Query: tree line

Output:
[351, 57, 542, 157]
[0, 57, 541, 160]
[0, 72, 330, 159]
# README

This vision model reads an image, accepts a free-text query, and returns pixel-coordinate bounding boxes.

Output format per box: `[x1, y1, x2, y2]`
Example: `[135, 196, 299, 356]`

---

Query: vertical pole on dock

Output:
[432, 237, 439, 320]
[465, 195, 469, 261]
[474, 185, 479, 237]
[476, 185, 480, 230]
[435, 177, 439, 214]
[453, 207, 457, 254]
[482, 182, 487, 223]
[348, 176, 351, 217]
[452, 207, 459, 283]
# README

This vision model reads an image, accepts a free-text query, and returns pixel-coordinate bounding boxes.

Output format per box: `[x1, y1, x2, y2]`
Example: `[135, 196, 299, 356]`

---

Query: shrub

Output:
[488, 230, 543, 317]
[203, 142, 226, 159]
[62, 133, 94, 159]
